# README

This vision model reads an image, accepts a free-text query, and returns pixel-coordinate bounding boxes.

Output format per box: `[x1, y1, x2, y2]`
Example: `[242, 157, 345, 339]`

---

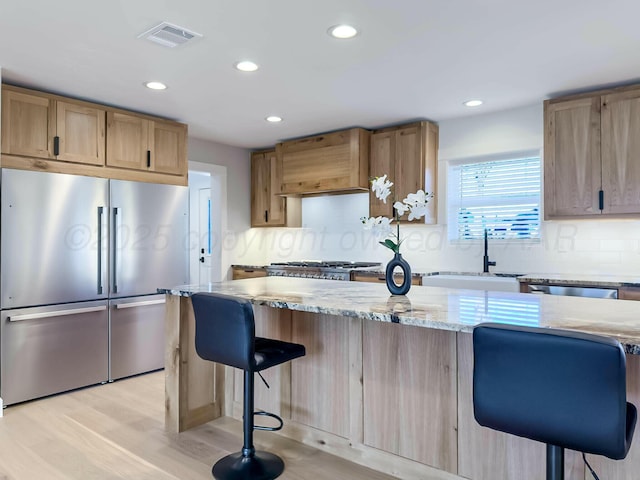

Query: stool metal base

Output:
[212, 450, 284, 480]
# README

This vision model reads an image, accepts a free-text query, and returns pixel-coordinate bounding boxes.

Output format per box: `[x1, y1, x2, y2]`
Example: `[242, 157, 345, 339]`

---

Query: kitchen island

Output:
[161, 278, 640, 480]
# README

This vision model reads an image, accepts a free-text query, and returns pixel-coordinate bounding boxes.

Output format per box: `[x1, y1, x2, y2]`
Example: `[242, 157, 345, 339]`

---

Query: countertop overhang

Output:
[160, 277, 640, 353]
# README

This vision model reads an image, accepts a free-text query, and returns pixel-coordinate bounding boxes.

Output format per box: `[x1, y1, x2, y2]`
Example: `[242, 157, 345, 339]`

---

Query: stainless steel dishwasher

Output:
[527, 284, 618, 299]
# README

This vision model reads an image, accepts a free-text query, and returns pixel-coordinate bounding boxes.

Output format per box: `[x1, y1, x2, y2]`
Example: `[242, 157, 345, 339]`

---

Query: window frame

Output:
[447, 150, 542, 243]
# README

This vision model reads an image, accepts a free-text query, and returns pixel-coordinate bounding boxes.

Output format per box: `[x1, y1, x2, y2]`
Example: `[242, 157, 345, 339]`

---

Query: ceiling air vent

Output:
[138, 22, 202, 48]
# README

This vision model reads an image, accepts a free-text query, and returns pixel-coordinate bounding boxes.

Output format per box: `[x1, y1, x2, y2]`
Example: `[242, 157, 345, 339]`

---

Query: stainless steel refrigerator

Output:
[0, 168, 188, 405]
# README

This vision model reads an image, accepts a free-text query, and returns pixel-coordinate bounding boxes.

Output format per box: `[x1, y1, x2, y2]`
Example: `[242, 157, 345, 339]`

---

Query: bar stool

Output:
[473, 323, 636, 480]
[191, 292, 306, 480]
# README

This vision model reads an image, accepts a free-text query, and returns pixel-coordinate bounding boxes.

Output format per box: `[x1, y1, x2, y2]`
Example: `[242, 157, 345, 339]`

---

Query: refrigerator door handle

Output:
[112, 207, 119, 293]
[97, 206, 104, 294]
[8, 305, 108, 322]
[114, 298, 166, 310]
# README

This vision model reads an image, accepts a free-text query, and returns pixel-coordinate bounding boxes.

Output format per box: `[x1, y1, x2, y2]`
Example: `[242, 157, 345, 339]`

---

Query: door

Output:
[1, 87, 55, 159]
[109, 295, 166, 380]
[198, 188, 213, 284]
[56, 101, 106, 166]
[544, 97, 601, 217]
[601, 89, 640, 214]
[0, 300, 109, 405]
[1, 169, 108, 309]
[110, 180, 188, 297]
[106, 111, 149, 170]
[150, 120, 187, 175]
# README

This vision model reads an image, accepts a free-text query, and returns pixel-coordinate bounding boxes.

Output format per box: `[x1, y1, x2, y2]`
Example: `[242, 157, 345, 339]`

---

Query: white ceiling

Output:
[1, 0, 639, 149]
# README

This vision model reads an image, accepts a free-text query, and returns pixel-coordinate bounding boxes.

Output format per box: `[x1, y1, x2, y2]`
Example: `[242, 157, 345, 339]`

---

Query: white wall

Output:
[242, 104, 640, 276]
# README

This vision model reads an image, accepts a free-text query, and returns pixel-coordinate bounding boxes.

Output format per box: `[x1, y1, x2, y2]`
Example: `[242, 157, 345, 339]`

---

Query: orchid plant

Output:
[361, 175, 433, 253]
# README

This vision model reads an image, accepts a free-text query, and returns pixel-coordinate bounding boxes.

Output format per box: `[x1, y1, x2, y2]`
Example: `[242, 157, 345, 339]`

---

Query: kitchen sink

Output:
[421, 272, 522, 292]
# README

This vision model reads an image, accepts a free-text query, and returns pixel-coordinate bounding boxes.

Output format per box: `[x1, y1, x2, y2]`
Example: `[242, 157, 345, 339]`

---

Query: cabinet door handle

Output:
[147, 150, 151, 168]
[265, 210, 268, 222]
[53, 136, 60, 156]
[599, 190, 604, 210]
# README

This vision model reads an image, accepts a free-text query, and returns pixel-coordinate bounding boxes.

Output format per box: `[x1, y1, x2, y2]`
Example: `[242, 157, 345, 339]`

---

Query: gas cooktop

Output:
[269, 261, 380, 268]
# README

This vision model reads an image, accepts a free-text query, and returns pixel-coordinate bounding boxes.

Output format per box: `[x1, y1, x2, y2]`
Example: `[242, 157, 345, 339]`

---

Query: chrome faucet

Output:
[483, 229, 496, 273]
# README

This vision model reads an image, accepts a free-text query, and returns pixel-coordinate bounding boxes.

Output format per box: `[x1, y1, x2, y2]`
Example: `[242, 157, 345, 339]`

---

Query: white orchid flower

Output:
[403, 189, 428, 207]
[371, 175, 393, 204]
[372, 216, 394, 239]
[393, 201, 410, 216]
[361, 216, 376, 230]
[408, 204, 429, 221]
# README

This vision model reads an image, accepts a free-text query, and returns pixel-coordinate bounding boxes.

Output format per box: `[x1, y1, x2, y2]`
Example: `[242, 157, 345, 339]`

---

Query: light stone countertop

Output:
[517, 273, 640, 288]
[159, 277, 640, 354]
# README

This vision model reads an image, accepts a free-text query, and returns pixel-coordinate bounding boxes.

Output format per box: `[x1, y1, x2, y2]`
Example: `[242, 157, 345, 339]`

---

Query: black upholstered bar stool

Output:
[191, 292, 306, 480]
[473, 323, 636, 480]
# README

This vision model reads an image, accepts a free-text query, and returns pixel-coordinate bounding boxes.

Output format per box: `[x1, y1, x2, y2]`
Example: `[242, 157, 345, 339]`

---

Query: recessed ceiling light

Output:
[265, 116, 282, 123]
[235, 61, 259, 72]
[145, 81, 167, 90]
[328, 24, 358, 39]
[464, 99, 483, 107]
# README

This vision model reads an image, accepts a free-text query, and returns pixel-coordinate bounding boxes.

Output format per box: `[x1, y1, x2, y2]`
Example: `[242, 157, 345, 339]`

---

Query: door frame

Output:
[188, 161, 227, 283]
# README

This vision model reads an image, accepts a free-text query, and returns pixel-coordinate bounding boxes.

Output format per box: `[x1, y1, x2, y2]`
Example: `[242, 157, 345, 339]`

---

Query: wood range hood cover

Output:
[276, 127, 370, 196]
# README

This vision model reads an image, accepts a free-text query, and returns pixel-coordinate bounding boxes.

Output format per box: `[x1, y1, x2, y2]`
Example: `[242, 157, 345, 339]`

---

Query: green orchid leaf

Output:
[379, 239, 399, 252]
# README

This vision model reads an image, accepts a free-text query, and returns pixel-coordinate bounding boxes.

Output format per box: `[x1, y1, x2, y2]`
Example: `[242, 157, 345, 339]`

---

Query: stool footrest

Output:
[254, 410, 284, 431]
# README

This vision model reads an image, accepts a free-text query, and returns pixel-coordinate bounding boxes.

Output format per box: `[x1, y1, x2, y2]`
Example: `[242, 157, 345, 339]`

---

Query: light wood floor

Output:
[0, 371, 399, 479]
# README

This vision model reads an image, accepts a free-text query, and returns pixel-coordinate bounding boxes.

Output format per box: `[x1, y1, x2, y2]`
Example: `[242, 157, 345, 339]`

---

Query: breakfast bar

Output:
[161, 278, 640, 480]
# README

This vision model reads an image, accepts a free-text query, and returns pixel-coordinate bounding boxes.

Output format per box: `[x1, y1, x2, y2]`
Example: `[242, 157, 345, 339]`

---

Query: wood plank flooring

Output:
[0, 371, 399, 479]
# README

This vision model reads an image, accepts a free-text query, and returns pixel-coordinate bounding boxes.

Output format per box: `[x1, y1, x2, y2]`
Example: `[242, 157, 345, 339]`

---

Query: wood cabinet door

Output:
[251, 151, 287, 227]
[106, 111, 149, 170]
[150, 120, 187, 175]
[251, 153, 270, 227]
[1, 88, 55, 159]
[278, 128, 369, 195]
[56, 101, 105, 165]
[544, 97, 601, 218]
[601, 89, 640, 214]
[369, 130, 395, 218]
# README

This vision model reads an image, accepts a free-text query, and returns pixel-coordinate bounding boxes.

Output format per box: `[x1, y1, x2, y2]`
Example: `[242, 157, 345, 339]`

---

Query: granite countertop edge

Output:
[158, 278, 640, 354]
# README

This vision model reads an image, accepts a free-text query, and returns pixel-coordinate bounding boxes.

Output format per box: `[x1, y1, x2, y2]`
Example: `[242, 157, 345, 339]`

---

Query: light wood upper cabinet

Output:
[369, 121, 438, 223]
[601, 89, 640, 214]
[2, 86, 105, 166]
[277, 128, 370, 195]
[544, 84, 640, 218]
[2, 84, 188, 185]
[106, 112, 187, 175]
[1, 88, 54, 159]
[151, 120, 187, 175]
[251, 150, 300, 227]
[106, 111, 149, 170]
[56, 101, 105, 166]
[544, 97, 601, 217]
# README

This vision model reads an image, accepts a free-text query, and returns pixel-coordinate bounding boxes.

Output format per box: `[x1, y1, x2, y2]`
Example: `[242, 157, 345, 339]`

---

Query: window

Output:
[448, 153, 541, 241]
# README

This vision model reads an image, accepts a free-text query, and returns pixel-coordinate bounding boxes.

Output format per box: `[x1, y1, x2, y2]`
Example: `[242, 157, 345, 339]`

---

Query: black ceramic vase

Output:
[385, 252, 411, 296]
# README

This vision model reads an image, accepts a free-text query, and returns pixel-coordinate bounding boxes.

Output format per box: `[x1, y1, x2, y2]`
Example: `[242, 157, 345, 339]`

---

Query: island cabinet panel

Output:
[277, 128, 370, 195]
[456, 333, 584, 480]
[587, 354, 640, 479]
[362, 321, 458, 473]
[164, 296, 224, 432]
[232, 306, 292, 418]
[290, 312, 351, 437]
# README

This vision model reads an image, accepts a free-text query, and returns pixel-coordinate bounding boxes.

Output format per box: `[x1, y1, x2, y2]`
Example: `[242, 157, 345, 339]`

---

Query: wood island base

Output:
[164, 294, 640, 480]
